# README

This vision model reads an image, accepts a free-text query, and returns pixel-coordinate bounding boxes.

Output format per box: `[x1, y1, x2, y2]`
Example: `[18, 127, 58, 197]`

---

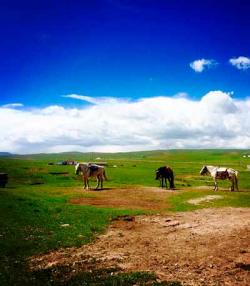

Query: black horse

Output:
[155, 166, 175, 189]
[0, 173, 8, 188]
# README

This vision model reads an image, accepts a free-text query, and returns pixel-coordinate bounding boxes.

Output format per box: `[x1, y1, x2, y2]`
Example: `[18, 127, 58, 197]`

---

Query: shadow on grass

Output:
[30, 266, 182, 286]
[1, 257, 182, 286]
[82, 187, 114, 192]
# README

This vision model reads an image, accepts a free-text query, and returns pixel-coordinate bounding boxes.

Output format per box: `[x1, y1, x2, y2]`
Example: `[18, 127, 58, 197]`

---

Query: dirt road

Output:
[30, 206, 250, 285]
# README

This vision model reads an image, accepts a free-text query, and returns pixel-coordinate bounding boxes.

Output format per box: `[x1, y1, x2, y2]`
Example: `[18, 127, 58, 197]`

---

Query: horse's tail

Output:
[170, 170, 175, 189]
[103, 169, 108, 181]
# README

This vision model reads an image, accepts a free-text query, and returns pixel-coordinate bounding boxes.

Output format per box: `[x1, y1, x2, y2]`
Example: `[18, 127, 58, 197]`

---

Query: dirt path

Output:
[30, 207, 250, 285]
[187, 195, 224, 205]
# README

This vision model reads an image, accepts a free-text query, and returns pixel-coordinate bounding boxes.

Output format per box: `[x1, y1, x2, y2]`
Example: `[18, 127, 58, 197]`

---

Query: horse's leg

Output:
[100, 176, 103, 189]
[169, 178, 172, 189]
[168, 177, 172, 189]
[95, 176, 100, 190]
[165, 177, 168, 189]
[170, 175, 175, 189]
[230, 177, 234, 192]
[83, 176, 87, 189]
[214, 179, 218, 191]
[84, 175, 90, 190]
[235, 175, 239, 191]
[97, 176, 102, 190]
[161, 178, 163, 188]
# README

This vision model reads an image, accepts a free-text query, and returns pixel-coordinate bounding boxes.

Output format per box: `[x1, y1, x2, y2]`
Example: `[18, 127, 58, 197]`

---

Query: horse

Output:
[75, 163, 107, 190]
[200, 165, 238, 191]
[0, 173, 8, 188]
[155, 166, 175, 189]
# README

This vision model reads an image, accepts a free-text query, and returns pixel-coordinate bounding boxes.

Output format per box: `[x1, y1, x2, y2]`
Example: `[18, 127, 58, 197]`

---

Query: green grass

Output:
[0, 149, 249, 285]
[169, 189, 250, 212]
[0, 185, 143, 285]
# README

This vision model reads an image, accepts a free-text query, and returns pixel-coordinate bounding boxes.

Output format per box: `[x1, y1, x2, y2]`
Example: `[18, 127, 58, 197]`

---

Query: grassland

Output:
[0, 149, 249, 285]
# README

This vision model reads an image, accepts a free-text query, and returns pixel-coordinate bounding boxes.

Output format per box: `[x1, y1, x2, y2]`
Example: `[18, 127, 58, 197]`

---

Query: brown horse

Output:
[75, 163, 107, 190]
[155, 166, 175, 189]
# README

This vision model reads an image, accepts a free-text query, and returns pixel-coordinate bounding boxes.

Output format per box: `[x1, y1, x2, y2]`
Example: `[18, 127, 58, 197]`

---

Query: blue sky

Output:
[0, 0, 250, 153]
[1, 0, 250, 106]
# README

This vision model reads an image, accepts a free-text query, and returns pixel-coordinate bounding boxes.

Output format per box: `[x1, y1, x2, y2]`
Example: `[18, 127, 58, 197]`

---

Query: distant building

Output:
[63, 160, 77, 165]
[55, 160, 78, 165]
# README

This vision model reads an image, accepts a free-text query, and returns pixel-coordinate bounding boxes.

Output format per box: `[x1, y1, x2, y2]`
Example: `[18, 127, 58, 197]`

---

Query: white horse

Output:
[75, 162, 107, 190]
[200, 165, 238, 191]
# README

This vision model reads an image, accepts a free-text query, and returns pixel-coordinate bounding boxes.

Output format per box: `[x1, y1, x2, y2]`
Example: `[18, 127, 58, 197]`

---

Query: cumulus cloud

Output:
[190, 59, 217, 72]
[200, 91, 237, 113]
[229, 56, 250, 70]
[0, 91, 250, 154]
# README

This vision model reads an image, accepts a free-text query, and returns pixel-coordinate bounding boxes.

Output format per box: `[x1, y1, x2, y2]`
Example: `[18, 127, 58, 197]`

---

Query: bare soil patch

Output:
[187, 195, 224, 205]
[69, 187, 174, 212]
[30, 207, 250, 285]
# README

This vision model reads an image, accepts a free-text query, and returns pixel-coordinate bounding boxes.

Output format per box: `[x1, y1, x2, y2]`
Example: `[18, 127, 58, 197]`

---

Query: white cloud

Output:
[190, 59, 217, 72]
[200, 91, 237, 113]
[63, 94, 126, 105]
[0, 91, 250, 154]
[2, 103, 24, 108]
[229, 56, 250, 70]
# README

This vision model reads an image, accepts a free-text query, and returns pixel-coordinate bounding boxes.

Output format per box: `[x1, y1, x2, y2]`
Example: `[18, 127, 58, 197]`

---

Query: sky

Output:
[0, 0, 250, 153]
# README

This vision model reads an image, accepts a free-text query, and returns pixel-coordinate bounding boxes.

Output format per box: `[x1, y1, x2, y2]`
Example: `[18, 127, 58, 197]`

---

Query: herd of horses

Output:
[75, 162, 239, 192]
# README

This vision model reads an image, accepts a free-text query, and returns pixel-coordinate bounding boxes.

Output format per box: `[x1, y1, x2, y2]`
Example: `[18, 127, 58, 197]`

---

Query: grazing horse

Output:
[200, 165, 238, 191]
[155, 166, 175, 189]
[75, 163, 107, 190]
